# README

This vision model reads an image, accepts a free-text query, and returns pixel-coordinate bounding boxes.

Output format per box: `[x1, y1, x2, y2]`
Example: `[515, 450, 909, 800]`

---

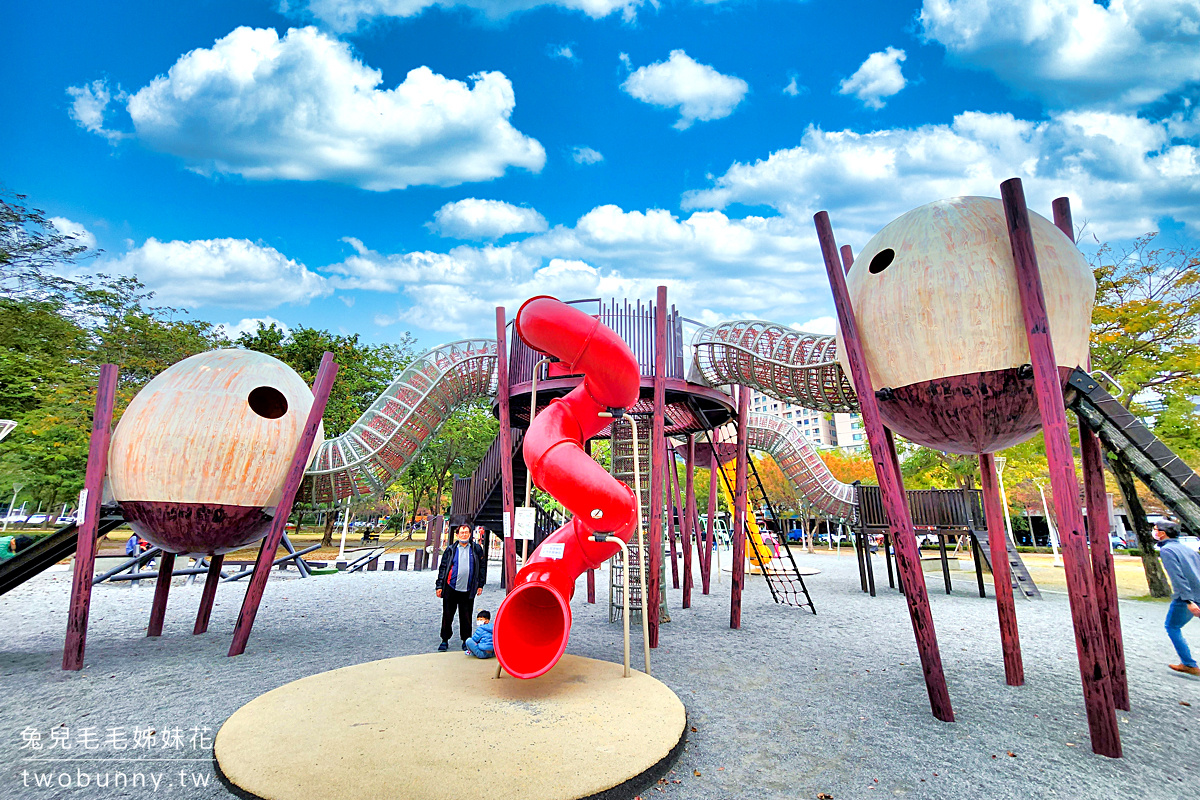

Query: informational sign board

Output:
[514, 507, 536, 541]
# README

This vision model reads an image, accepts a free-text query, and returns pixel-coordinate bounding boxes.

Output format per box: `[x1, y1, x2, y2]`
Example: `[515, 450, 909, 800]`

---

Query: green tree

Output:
[410, 401, 499, 516]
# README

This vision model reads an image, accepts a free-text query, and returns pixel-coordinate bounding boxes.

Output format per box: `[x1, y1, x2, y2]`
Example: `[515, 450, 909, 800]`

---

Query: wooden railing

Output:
[450, 428, 523, 522]
[857, 485, 986, 530]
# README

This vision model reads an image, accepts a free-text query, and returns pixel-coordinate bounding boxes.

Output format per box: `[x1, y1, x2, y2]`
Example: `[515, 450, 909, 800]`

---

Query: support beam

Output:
[496, 307, 517, 593]
[667, 441, 680, 590]
[147, 552, 177, 637]
[703, 429, 719, 595]
[979, 453, 1024, 686]
[63, 364, 118, 671]
[648, 286, 667, 647]
[731, 385, 750, 629]
[683, 435, 697, 608]
[1001, 177, 1120, 757]
[194, 555, 225, 635]
[229, 352, 337, 657]
[816, 210, 954, 723]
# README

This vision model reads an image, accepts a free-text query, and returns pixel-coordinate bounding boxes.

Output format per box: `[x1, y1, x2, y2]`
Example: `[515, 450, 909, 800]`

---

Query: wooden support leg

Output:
[63, 364, 118, 672]
[702, 432, 719, 595]
[587, 568, 596, 604]
[937, 533, 952, 594]
[667, 442, 680, 591]
[817, 210, 954, 723]
[1002, 177, 1120, 757]
[194, 555, 225, 635]
[730, 385, 750, 630]
[855, 529, 868, 592]
[229, 353, 338, 657]
[884, 532, 895, 590]
[979, 453, 1024, 686]
[1080, 421, 1130, 710]
[648, 286, 667, 647]
[683, 435, 697, 609]
[147, 553, 176, 637]
[496, 308, 517, 595]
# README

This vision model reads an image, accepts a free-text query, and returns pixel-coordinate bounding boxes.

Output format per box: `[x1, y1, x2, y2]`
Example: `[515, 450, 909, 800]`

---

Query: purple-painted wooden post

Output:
[703, 430, 718, 595]
[146, 553, 177, 637]
[428, 515, 445, 565]
[1053, 195, 1129, 712]
[840, 244, 854, 274]
[193, 554, 225, 635]
[1001, 177, 1120, 757]
[229, 352, 338, 657]
[979, 453, 1024, 685]
[648, 286, 667, 647]
[496, 307, 517, 593]
[667, 441, 680, 590]
[683, 434, 696, 608]
[730, 386, 750, 629]
[815, 210, 955, 722]
[62, 364, 118, 671]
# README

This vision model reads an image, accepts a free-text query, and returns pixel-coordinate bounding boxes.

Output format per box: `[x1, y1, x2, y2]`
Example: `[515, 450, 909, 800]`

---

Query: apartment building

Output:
[748, 389, 865, 451]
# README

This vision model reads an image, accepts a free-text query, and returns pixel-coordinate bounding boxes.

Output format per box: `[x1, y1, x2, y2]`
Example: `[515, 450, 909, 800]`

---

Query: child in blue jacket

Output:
[465, 610, 494, 659]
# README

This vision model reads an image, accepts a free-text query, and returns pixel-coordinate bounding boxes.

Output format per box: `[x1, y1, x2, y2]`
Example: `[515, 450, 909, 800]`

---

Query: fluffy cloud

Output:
[107, 238, 331, 308]
[430, 198, 548, 239]
[48, 217, 98, 251]
[218, 316, 292, 339]
[72, 26, 544, 191]
[328, 204, 828, 334]
[920, 0, 1200, 110]
[838, 47, 907, 110]
[289, 0, 640, 31]
[571, 146, 604, 164]
[621, 50, 749, 130]
[683, 110, 1200, 241]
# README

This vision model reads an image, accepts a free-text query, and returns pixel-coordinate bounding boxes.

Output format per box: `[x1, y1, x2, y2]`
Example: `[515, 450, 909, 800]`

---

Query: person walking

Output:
[1154, 520, 1200, 676]
[435, 524, 487, 652]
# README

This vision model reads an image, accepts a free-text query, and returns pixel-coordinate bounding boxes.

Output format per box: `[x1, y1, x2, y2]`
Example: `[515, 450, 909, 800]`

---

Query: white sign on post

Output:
[514, 507, 537, 541]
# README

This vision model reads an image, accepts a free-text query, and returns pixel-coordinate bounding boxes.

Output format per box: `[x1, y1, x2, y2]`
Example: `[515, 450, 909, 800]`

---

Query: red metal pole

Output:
[648, 286, 667, 647]
[496, 307, 518, 593]
[815, 210, 954, 722]
[1054, 194, 1128, 712]
[683, 434, 696, 608]
[840, 244, 854, 274]
[62, 364, 118, 671]
[1001, 177, 1120, 756]
[979, 454, 1024, 685]
[731, 385, 750, 629]
[229, 352, 338, 657]
[146, 552, 176, 637]
[193, 554, 224, 635]
[700, 431, 710, 594]
[667, 440, 680, 590]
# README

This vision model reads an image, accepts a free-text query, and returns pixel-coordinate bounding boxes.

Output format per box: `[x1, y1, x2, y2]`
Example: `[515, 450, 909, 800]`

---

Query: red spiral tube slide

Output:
[493, 296, 641, 679]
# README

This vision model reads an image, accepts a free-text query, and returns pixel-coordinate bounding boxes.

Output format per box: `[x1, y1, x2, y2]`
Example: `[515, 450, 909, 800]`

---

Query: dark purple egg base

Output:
[878, 366, 1073, 456]
[119, 500, 272, 555]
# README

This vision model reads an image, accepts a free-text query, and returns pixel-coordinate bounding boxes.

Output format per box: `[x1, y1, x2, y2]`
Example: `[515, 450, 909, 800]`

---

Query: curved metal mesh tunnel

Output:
[304, 339, 499, 504]
[747, 413, 856, 520]
[691, 321, 858, 413]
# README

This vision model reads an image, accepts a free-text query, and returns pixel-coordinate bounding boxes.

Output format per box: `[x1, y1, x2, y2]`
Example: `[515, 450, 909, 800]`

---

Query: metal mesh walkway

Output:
[304, 339, 498, 504]
[691, 321, 858, 413]
[746, 412, 856, 521]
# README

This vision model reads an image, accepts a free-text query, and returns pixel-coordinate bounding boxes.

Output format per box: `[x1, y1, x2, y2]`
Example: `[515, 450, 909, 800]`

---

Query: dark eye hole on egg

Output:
[248, 386, 288, 419]
[868, 248, 895, 275]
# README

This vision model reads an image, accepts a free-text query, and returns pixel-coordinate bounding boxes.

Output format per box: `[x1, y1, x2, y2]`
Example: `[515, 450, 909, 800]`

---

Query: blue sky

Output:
[3, 0, 1198, 349]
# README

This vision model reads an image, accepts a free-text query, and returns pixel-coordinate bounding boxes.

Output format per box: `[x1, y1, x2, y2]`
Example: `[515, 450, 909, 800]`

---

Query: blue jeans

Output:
[1166, 598, 1196, 668]
[464, 639, 494, 659]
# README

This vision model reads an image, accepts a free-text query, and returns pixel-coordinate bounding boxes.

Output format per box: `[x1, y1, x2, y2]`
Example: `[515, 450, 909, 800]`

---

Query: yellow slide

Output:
[718, 458, 777, 574]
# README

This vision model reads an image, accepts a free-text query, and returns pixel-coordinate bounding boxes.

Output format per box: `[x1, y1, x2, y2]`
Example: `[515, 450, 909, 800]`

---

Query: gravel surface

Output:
[3, 552, 1199, 799]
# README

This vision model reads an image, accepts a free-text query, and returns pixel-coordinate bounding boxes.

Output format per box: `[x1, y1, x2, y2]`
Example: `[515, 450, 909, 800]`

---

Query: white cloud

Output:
[920, 0, 1200, 110]
[621, 50, 749, 130]
[548, 44, 578, 61]
[107, 238, 332, 309]
[430, 198, 548, 239]
[683, 110, 1200, 241]
[291, 0, 641, 31]
[838, 47, 907, 110]
[48, 217, 98, 251]
[77, 26, 544, 191]
[66, 80, 126, 143]
[782, 76, 804, 97]
[219, 316, 292, 339]
[795, 316, 835, 335]
[571, 146, 604, 164]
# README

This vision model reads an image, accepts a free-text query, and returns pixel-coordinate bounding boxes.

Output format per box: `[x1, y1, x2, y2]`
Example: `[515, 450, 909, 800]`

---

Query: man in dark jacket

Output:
[1153, 520, 1200, 676]
[435, 524, 487, 652]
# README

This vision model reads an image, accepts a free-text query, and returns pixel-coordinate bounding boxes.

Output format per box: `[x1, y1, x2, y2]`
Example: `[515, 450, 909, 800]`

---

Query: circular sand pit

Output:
[215, 653, 686, 800]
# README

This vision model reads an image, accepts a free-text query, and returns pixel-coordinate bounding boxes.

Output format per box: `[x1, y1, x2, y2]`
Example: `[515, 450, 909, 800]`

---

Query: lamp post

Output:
[3, 483, 24, 532]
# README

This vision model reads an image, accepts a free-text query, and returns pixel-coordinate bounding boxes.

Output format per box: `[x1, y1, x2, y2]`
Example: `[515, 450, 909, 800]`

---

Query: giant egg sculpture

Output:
[839, 196, 1094, 455]
[108, 349, 321, 554]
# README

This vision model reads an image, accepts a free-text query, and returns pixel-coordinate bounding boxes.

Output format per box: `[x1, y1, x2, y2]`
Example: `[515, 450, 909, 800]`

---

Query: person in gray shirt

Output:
[1153, 520, 1200, 676]
[435, 525, 487, 652]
